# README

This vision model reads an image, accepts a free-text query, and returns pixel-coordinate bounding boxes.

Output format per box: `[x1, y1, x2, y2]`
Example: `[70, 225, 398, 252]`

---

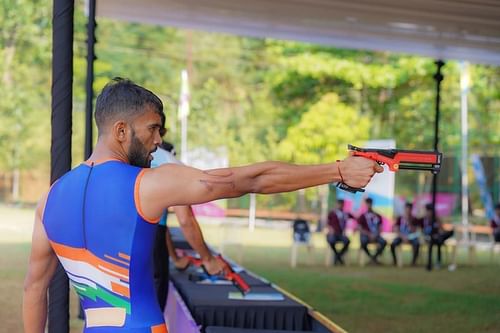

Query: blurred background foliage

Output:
[0, 0, 498, 217]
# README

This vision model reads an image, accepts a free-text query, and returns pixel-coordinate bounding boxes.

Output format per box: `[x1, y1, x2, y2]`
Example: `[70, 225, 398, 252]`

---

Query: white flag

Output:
[178, 69, 190, 120]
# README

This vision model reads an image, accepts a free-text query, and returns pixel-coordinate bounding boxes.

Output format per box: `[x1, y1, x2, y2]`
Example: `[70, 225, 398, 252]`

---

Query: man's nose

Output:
[154, 130, 162, 145]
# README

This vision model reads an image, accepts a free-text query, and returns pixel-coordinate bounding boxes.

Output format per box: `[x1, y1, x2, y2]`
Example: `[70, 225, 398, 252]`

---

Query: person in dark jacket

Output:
[358, 198, 386, 265]
[418, 203, 454, 269]
[390, 202, 420, 266]
[491, 203, 500, 242]
[326, 199, 354, 265]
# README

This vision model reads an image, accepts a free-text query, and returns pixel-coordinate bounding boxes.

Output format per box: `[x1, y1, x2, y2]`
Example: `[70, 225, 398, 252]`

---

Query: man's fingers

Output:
[373, 163, 384, 173]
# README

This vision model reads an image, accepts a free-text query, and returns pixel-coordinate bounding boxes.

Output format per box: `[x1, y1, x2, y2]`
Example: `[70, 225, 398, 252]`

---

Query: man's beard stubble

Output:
[128, 131, 151, 168]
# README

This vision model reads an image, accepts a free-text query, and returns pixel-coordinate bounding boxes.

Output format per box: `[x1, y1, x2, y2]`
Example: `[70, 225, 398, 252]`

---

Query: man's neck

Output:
[87, 139, 128, 164]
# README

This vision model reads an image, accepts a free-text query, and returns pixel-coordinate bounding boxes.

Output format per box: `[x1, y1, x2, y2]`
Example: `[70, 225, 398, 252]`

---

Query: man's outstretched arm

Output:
[140, 156, 383, 221]
[23, 193, 58, 333]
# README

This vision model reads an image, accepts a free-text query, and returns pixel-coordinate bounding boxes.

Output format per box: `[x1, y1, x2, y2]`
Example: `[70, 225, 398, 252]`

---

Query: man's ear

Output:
[112, 121, 128, 142]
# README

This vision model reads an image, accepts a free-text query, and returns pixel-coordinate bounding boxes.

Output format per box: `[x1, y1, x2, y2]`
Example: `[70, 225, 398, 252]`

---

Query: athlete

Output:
[23, 78, 383, 332]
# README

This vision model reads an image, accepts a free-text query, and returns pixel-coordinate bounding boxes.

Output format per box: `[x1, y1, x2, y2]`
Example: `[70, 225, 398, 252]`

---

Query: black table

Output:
[206, 327, 314, 333]
[170, 267, 311, 331]
[169, 226, 193, 250]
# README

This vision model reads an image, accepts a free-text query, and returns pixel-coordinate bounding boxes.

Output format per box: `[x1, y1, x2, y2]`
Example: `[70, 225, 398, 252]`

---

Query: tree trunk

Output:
[2, 28, 17, 85]
[12, 168, 20, 202]
[297, 188, 306, 213]
[319, 184, 329, 230]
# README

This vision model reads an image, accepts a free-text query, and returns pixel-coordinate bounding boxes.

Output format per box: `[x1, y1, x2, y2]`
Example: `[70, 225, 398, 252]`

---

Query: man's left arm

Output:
[173, 205, 224, 274]
[23, 193, 58, 333]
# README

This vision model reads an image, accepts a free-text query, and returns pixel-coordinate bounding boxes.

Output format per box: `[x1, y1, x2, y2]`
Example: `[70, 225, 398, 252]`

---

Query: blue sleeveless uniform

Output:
[43, 160, 167, 333]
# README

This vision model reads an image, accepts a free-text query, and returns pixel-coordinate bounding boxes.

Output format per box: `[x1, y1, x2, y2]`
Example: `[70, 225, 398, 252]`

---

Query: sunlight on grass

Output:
[3, 206, 500, 333]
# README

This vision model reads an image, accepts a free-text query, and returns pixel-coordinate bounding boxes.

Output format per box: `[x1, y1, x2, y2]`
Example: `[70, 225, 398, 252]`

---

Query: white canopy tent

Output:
[48, 2, 498, 331]
[95, 0, 500, 65]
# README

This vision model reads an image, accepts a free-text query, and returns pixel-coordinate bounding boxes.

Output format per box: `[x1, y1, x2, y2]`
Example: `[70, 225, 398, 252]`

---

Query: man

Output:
[491, 203, 500, 243]
[326, 199, 353, 265]
[358, 197, 386, 265]
[23, 78, 382, 332]
[390, 202, 420, 266]
[151, 140, 225, 312]
[419, 203, 454, 269]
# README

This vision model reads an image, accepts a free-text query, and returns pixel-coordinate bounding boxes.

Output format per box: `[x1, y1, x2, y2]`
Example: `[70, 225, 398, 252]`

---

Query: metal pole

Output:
[49, 0, 74, 331]
[460, 61, 470, 245]
[84, 0, 97, 160]
[181, 113, 188, 163]
[249, 193, 256, 232]
[428, 59, 444, 271]
[179, 69, 190, 163]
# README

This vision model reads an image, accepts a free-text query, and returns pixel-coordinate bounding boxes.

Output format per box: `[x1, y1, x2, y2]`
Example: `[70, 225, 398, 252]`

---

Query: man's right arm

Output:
[358, 215, 369, 236]
[140, 156, 382, 222]
[393, 217, 400, 234]
[326, 213, 335, 234]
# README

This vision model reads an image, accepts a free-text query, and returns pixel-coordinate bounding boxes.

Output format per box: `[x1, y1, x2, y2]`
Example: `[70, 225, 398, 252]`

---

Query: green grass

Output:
[2, 205, 500, 333]
[221, 245, 500, 333]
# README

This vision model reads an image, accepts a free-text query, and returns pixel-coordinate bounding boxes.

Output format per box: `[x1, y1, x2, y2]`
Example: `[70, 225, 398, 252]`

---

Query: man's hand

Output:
[173, 256, 191, 270]
[338, 156, 384, 189]
[202, 255, 225, 275]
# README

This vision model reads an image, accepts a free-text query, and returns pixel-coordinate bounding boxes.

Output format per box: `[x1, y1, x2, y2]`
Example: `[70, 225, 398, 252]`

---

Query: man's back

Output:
[43, 160, 166, 332]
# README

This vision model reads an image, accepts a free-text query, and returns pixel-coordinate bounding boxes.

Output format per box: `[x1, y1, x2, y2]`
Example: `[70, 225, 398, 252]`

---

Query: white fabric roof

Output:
[96, 0, 500, 65]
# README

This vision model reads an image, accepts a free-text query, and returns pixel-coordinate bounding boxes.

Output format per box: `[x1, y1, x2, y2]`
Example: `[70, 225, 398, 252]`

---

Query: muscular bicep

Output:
[140, 164, 256, 220]
[24, 193, 58, 292]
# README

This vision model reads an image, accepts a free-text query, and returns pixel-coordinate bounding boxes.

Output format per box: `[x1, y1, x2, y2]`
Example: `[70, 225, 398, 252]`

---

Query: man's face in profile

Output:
[127, 108, 162, 168]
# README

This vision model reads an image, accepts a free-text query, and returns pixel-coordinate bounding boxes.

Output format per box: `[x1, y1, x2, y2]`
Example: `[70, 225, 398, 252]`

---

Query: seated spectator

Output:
[491, 203, 500, 242]
[293, 216, 311, 244]
[326, 199, 353, 265]
[390, 202, 420, 266]
[418, 203, 454, 269]
[358, 198, 387, 265]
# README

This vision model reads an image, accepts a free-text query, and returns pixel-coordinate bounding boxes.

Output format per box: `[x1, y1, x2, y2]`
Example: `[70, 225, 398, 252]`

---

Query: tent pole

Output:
[84, 0, 97, 160]
[428, 59, 445, 271]
[49, 0, 74, 332]
[460, 62, 470, 248]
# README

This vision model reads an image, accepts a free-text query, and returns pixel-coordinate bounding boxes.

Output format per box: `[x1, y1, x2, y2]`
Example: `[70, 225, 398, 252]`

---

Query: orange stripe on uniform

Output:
[151, 323, 168, 333]
[118, 252, 131, 261]
[104, 254, 130, 267]
[50, 241, 129, 282]
[134, 169, 161, 224]
[111, 281, 130, 298]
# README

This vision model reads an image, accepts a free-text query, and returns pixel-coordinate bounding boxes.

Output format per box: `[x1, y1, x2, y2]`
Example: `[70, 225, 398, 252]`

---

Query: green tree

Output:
[0, 0, 52, 200]
[278, 93, 370, 163]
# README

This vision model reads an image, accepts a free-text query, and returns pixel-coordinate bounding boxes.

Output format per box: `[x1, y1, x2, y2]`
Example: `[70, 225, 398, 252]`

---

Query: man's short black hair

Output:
[495, 203, 500, 210]
[405, 202, 413, 208]
[337, 199, 345, 205]
[95, 77, 164, 134]
[365, 197, 373, 204]
[160, 141, 174, 153]
[425, 203, 434, 211]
